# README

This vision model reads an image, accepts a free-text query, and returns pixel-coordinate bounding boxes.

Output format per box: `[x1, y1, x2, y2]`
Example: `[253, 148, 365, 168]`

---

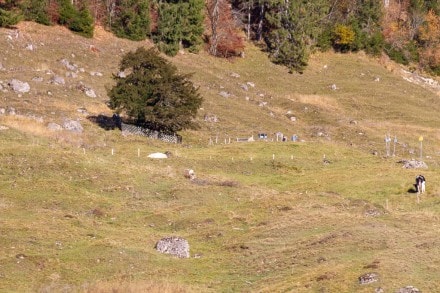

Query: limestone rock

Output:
[63, 119, 83, 133]
[155, 236, 190, 258]
[9, 79, 30, 93]
[358, 272, 379, 284]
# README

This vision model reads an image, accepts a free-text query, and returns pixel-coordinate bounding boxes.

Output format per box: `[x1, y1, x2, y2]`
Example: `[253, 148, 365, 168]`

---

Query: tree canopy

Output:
[1, 0, 440, 75]
[108, 47, 203, 134]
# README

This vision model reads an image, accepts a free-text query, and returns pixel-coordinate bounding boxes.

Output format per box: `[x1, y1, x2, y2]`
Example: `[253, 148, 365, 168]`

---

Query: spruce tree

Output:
[108, 47, 202, 133]
[264, 0, 329, 73]
[111, 0, 150, 41]
[0, 8, 21, 27]
[0, 1, 22, 27]
[58, 0, 94, 37]
[153, 0, 204, 56]
[21, 0, 51, 25]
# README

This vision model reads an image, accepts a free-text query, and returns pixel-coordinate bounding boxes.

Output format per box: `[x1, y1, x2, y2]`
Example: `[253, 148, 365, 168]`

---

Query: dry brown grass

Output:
[83, 280, 191, 293]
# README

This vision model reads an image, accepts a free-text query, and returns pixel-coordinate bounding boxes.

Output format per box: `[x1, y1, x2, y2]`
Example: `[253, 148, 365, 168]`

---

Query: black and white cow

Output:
[415, 175, 426, 194]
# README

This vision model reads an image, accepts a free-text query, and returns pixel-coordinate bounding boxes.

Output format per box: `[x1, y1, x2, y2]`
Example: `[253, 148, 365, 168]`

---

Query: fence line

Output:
[120, 122, 182, 144]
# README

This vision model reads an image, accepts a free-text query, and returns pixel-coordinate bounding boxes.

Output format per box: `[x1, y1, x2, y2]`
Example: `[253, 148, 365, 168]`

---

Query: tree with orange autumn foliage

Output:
[207, 0, 245, 58]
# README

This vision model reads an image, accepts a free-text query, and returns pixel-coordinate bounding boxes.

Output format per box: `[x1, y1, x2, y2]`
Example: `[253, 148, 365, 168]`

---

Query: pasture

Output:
[0, 22, 440, 292]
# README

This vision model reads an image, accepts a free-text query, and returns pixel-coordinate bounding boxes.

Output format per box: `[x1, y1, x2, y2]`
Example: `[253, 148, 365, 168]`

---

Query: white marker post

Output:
[419, 136, 423, 160]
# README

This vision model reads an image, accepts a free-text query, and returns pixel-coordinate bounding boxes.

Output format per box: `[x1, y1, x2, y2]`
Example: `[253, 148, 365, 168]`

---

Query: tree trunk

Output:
[208, 0, 220, 56]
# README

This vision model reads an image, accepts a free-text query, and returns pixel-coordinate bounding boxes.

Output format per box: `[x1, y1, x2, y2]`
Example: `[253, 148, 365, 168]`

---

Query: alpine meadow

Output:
[1, 1, 440, 293]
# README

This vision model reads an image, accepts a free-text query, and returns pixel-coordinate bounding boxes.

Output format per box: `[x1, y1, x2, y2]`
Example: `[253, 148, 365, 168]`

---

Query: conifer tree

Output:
[21, 0, 51, 25]
[0, 0, 22, 27]
[264, 0, 329, 73]
[153, 0, 204, 56]
[111, 0, 150, 41]
[108, 47, 202, 133]
[58, 0, 94, 37]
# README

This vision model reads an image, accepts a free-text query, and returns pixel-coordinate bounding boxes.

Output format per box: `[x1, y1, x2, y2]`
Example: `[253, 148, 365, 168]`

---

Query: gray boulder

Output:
[47, 122, 62, 131]
[9, 79, 30, 93]
[85, 88, 97, 98]
[60, 59, 78, 72]
[396, 286, 420, 293]
[63, 119, 83, 133]
[358, 272, 379, 284]
[51, 76, 65, 85]
[219, 91, 231, 98]
[399, 159, 428, 169]
[155, 236, 190, 258]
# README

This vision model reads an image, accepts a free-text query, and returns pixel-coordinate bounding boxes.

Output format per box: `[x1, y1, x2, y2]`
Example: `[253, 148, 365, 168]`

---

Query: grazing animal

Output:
[415, 175, 426, 194]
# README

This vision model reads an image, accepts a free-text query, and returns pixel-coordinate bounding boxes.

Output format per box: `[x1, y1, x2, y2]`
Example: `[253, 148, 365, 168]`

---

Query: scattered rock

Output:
[117, 71, 126, 78]
[230, 72, 240, 78]
[9, 79, 30, 93]
[90, 71, 103, 77]
[32, 76, 43, 82]
[399, 159, 428, 169]
[7, 107, 16, 115]
[374, 77, 380, 82]
[77, 108, 88, 115]
[184, 169, 196, 180]
[219, 91, 231, 98]
[47, 122, 62, 131]
[25, 44, 35, 51]
[396, 286, 421, 293]
[247, 81, 255, 87]
[147, 152, 168, 159]
[15, 253, 26, 259]
[204, 113, 218, 123]
[76, 82, 97, 98]
[0, 108, 5, 115]
[63, 119, 83, 133]
[0, 62, 5, 71]
[375, 288, 384, 293]
[85, 88, 97, 98]
[66, 72, 78, 78]
[402, 69, 440, 91]
[0, 125, 9, 130]
[51, 76, 65, 85]
[330, 84, 337, 90]
[240, 84, 249, 91]
[365, 209, 381, 217]
[60, 59, 78, 72]
[155, 236, 190, 258]
[358, 272, 379, 284]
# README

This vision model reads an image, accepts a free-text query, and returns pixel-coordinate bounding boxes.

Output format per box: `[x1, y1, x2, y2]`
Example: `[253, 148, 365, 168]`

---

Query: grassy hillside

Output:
[1, 22, 440, 292]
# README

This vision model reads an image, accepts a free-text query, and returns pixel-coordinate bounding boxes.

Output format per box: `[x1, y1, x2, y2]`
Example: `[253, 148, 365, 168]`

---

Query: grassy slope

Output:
[0, 22, 440, 292]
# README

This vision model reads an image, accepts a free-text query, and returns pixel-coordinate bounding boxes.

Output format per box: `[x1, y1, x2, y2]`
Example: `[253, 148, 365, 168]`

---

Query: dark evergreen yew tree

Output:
[108, 47, 202, 133]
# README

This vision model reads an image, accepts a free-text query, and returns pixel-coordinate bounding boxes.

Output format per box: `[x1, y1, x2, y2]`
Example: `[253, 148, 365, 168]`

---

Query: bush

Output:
[333, 24, 356, 53]
[317, 26, 334, 52]
[364, 31, 385, 56]
[384, 44, 409, 65]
